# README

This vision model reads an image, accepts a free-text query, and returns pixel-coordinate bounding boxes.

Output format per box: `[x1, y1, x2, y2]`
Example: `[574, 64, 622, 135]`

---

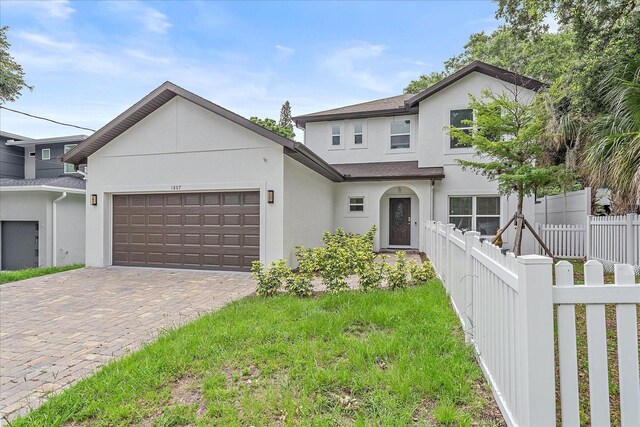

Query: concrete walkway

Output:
[0, 267, 255, 423]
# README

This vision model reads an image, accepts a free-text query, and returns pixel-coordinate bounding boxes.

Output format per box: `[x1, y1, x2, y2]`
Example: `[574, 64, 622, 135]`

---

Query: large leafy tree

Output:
[404, 27, 575, 93]
[0, 26, 32, 104]
[450, 87, 561, 255]
[249, 116, 295, 139]
[278, 100, 294, 135]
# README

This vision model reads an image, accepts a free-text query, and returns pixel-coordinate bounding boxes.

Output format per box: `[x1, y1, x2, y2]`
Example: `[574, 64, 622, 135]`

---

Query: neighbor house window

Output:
[349, 196, 365, 212]
[41, 148, 50, 160]
[450, 109, 473, 148]
[449, 196, 500, 236]
[390, 120, 410, 149]
[63, 144, 77, 173]
[354, 123, 363, 145]
[331, 125, 341, 146]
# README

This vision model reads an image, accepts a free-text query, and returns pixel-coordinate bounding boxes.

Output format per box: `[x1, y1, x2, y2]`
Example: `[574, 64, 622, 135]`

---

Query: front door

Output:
[389, 198, 411, 246]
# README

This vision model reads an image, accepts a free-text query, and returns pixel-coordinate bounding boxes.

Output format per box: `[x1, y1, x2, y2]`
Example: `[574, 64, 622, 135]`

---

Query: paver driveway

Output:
[0, 267, 255, 423]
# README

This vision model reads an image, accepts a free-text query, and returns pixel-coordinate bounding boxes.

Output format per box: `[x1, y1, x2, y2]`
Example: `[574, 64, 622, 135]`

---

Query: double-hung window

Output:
[450, 109, 473, 148]
[354, 123, 363, 145]
[390, 120, 410, 149]
[449, 196, 500, 236]
[331, 125, 341, 146]
[63, 144, 77, 173]
[349, 196, 365, 212]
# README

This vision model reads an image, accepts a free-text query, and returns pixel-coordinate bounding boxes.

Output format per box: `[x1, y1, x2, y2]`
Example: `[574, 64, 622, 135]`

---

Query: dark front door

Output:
[389, 198, 411, 246]
[1, 221, 39, 270]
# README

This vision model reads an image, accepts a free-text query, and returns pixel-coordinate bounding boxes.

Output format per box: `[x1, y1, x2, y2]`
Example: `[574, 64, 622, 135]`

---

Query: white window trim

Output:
[63, 144, 77, 174]
[345, 194, 368, 218]
[386, 116, 415, 154]
[444, 105, 475, 155]
[41, 148, 51, 160]
[448, 195, 501, 237]
[350, 122, 367, 149]
[328, 123, 345, 150]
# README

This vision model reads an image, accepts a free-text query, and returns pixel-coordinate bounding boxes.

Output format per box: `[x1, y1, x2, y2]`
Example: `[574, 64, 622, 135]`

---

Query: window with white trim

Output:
[353, 123, 363, 145]
[348, 196, 365, 212]
[63, 144, 77, 173]
[449, 196, 500, 236]
[41, 148, 51, 160]
[450, 109, 473, 148]
[390, 119, 410, 149]
[331, 125, 341, 146]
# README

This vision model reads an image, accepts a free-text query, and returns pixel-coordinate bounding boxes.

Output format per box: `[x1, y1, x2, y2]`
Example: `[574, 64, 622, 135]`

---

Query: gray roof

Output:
[5, 135, 88, 147]
[0, 176, 86, 190]
[62, 81, 344, 183]
[294, 61, 546, 128]
[293, 94, 416, 127]
[331, 161, 444, 181]
[0, 131, 31, 141]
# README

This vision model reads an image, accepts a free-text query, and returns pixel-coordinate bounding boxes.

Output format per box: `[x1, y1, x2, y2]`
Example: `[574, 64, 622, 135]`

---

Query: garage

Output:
[112, 191, 259, 271]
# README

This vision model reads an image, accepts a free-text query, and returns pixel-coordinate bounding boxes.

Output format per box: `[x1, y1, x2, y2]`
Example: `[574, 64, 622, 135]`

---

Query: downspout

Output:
[52, 192, 67, 267]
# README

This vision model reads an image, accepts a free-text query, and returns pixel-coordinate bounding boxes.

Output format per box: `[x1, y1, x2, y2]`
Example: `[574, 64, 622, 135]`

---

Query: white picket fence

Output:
[588, 214, 640, 271]
[535, 223, 585, 258]
[425, 221, 640, 426]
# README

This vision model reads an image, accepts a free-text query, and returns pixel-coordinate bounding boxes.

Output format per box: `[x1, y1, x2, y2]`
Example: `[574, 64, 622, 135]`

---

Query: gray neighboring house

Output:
[0, 131, 87, 270]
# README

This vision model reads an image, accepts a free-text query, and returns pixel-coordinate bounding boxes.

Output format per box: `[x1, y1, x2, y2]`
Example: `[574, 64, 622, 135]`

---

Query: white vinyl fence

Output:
[588, 214, 640, 271]
[535, 187, 591, 226]
[425, 221, 640, 426]
[535, 223, 585, 258]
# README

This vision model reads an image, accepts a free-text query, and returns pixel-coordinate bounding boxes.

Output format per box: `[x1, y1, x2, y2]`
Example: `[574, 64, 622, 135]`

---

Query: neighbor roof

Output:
[0, 131, 31, 141]
[331, 161, 444, 181]
[293, 61, 545, 128]
[5, 134, 88, 147]
[62, 82, 344, 182]
[0, 176, 86, 192]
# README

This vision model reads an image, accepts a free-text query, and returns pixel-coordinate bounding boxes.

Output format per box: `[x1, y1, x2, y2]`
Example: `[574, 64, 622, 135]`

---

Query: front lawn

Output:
[13, 281, 502, 426]
[0, 264, 84, 285]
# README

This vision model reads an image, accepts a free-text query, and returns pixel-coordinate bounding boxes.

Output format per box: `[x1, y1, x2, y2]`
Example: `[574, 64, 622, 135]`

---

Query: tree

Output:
[404, 27, 575, 93]
[278, 101, 294, 135]
[450, 87, 561, 255]
[0, 26, 32, 104]
[249, 116, 295, 139]
[583, 54, 640, 213]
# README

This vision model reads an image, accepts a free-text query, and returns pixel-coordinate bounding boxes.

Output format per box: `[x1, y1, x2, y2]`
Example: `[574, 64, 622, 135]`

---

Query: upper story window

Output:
[390, 119, 410, 149]
[450, 109, 473, 148]
[353, 124, 363, 145]
[41, 148, 51, 160]
[63, 144, 77, 173]
[449, 195, 500, 236]
[331, 125, 341, 146]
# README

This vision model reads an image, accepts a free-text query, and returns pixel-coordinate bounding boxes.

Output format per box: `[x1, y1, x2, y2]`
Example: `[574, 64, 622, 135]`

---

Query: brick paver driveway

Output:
[0, 267, 255, 423]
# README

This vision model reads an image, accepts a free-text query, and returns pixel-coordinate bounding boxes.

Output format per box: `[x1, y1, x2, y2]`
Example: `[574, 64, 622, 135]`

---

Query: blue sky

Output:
[0, 0, 504, 139]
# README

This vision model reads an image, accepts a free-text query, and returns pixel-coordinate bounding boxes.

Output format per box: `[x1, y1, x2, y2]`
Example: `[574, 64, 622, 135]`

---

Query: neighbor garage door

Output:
[112, 192, 259, 271]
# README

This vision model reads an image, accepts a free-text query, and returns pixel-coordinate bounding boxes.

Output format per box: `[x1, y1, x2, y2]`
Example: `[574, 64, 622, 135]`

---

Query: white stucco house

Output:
[62, 61, 544, 271]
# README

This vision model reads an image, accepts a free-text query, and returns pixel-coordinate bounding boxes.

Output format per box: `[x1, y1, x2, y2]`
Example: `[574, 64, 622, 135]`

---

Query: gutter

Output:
[290, 142, 344, 182]
[52, 192, 67, 267]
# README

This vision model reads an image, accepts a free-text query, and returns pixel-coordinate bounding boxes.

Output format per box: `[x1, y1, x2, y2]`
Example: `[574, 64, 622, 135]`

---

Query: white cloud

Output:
[139, 6, 172, 34]
[323, 41, 391, 92]
[275, 44, 295, 59]
[15, 31, 74, 50]
[103, 1, 172, 34]
[4, 0, 76, 19]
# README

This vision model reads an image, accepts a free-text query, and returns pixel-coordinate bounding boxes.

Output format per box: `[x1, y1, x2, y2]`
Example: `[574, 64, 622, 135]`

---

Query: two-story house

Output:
[0, 131, 87, 270]
[61, 61, 543, 272]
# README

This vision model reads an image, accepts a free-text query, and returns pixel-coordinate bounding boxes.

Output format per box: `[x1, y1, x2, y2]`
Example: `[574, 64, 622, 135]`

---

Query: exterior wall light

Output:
[90, 194, 98, 206]
[267, 190, 275, 204]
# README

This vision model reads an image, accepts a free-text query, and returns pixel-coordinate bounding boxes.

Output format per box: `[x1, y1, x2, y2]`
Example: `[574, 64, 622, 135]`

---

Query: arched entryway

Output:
[379, 185, 421, 249]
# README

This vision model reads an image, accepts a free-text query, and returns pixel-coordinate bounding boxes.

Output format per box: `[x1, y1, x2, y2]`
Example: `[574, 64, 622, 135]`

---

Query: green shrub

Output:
[386, 251, 409, 290]
[355, 254, 388, 291]
[251, 259, 291, 297]
[285, 248, 315, 297]
[409, 260, 437, 285]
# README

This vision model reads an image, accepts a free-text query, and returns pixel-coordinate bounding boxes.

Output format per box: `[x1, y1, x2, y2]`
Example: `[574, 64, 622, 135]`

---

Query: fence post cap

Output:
[517, 254, 553, 265]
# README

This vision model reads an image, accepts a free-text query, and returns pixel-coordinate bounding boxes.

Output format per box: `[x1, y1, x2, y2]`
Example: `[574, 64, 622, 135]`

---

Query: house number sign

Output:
[170, 185, 182, 190]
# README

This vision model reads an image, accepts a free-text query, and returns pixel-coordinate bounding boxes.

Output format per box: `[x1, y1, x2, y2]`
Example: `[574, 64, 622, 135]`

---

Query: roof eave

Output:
[0, 185, 85, 194]
[294, 106, 418, 128]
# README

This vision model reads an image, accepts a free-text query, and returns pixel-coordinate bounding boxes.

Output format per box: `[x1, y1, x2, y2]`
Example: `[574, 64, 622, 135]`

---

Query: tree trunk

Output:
[513, 189, 524, 256]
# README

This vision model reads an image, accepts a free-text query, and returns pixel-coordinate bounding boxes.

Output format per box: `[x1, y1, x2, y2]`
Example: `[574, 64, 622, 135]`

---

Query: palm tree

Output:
[583, 55, 640, 213]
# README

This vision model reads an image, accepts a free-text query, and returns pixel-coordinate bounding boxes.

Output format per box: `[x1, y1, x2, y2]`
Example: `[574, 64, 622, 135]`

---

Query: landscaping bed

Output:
[0, 264, 84, 285]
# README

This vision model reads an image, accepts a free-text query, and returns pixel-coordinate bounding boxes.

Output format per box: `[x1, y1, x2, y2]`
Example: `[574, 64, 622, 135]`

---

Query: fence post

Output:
[444, 224, 454, 294]
[516, 255, 556, 426]
[585, 215, 592, 260]
[625, 213, 634, 264]
[463, 231, 480, 343]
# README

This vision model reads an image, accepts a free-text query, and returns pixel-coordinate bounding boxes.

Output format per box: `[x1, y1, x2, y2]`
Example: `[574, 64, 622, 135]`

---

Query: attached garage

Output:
[112, 191, 259, 271]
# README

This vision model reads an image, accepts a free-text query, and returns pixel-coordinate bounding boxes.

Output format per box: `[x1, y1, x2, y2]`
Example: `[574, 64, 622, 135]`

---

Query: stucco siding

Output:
[55, 193, 86, 266]
[283, 156, 334, 265]
[85, 96, 287, 268]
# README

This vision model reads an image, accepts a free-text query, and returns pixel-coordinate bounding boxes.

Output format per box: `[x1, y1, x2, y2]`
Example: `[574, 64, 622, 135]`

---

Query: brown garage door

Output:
[112, 192, 259, 271]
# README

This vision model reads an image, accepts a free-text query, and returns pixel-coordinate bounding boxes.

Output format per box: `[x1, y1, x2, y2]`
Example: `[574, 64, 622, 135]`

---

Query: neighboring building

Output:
[0, 132, 87, 270]
[62, 61, 544, 272]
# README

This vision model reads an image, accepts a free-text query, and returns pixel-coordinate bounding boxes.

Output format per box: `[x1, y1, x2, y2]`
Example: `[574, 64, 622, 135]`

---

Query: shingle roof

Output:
[293, 94, 415, 127]
[0, 176, 86, 190]
[330, 161, 444, 181]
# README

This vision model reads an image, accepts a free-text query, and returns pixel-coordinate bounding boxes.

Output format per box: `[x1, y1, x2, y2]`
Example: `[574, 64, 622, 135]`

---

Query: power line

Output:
[0, 105, 96, 132]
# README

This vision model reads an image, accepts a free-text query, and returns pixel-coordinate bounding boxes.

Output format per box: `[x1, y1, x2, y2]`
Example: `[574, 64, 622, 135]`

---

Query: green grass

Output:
[0, 264, 84, 285]
[13, 282, 502, 426]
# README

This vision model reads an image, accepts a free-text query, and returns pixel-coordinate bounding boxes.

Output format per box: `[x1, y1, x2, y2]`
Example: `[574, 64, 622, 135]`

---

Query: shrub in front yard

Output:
[355, 254, 388, 291]
[409, 260, 437, 285]
[285, 248, 315, 297]
[251, 259, 291, 297]
[387, 251, 409, 290]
